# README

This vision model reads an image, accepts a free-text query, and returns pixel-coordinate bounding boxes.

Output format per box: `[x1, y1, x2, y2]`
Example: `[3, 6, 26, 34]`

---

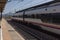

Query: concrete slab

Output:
[1, 18, 24, 40]
[1, 19, 12, 40]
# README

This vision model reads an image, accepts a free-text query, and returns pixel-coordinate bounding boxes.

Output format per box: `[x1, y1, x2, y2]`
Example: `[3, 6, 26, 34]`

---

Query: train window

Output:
[24, 11, 60, 25]
[51, 13, 60, 24]
[45, 8, 47, 11]
[25, 15, 30, 18]
[53, 9, 56, 11]
[36, 14, 53, 23]
[38, 13, 60, 24]
[24, 15, 27, 18]
[36, 14, 40, 18]
[31, 14, 35, 18]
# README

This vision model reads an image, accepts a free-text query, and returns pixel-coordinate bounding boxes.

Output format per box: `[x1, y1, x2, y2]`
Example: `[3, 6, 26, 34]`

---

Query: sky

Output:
[2, 0, 54, 14]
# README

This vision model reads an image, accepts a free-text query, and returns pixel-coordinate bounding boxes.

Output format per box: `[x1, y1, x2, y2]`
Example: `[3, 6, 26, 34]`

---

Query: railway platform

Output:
[0, 28, 1, 40]
[1, 18, 36, 40]
[1, 18, 24, 40]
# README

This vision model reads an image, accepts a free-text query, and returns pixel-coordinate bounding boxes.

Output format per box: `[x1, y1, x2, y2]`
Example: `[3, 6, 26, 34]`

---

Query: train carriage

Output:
[11, 1, 60, 34]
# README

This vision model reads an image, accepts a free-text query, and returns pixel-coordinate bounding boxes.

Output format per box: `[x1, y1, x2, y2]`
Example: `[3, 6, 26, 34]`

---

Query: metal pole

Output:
[1, 8, 2, 20]
[23, 11, 25, 21]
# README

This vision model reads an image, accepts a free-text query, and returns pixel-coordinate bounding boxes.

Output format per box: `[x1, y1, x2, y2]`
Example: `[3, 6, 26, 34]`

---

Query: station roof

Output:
[0, 0, 7, 13]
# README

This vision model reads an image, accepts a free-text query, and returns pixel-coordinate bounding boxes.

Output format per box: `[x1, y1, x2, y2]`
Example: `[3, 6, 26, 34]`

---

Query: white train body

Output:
[25, 2, 60, 15]
[12, 2, 60, 34]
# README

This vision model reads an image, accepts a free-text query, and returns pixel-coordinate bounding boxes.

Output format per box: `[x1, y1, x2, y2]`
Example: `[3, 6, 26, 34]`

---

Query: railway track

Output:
[7, 20, 60, 40]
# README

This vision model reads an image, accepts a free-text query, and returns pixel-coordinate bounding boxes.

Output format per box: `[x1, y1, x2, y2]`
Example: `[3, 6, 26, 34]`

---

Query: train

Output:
[11, 1, 60, 35]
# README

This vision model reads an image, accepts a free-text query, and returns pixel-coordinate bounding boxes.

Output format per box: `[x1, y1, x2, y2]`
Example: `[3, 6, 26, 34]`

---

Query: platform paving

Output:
[0, 28, 1, 40]
[1, 18, 25, 40]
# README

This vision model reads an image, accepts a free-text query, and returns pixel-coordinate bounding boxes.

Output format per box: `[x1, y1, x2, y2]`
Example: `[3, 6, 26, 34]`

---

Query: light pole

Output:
[1, 8, 2, 20]
[23, 11, 25, 21]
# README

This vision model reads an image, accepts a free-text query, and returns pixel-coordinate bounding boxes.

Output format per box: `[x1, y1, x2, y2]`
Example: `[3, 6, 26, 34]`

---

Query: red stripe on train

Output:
[25, 21, 60, 29]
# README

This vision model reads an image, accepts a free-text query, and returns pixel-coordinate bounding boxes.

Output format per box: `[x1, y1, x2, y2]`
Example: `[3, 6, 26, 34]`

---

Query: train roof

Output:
[16, 0, 60, 13]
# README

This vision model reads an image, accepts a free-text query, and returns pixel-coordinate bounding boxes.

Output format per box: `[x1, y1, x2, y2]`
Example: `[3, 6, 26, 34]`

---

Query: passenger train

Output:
[11, 1, 60, 34]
